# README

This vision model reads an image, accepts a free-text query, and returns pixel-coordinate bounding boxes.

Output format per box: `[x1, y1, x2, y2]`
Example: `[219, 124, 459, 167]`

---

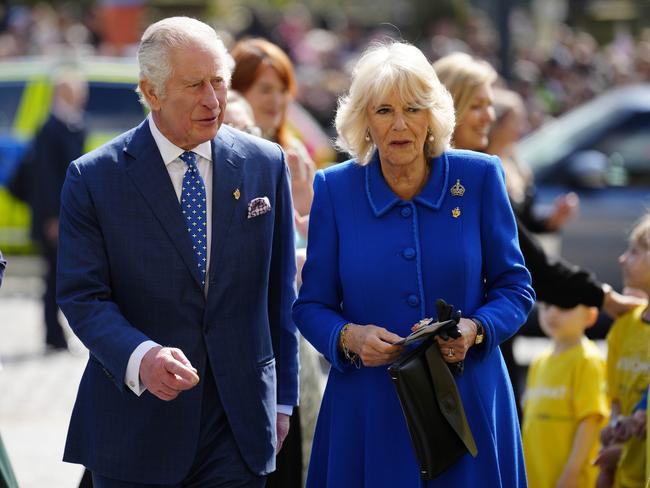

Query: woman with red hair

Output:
[231, 38, 315, 235]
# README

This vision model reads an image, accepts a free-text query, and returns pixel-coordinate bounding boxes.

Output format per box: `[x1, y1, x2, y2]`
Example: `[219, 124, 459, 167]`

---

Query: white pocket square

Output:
[247, 196, 272, 219]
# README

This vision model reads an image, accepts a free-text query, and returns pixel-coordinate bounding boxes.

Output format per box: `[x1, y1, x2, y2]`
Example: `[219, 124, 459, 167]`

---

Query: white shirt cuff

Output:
[277, 404, 293, 416]
[125, 340, 160, 395]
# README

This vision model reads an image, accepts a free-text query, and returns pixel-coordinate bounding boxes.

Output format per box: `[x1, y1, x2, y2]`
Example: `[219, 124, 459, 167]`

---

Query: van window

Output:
[86, 81, 144, 132]
[0, 81, 26, 132]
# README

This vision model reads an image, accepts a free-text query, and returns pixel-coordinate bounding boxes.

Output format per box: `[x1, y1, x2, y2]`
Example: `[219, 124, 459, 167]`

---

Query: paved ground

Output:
[0, 256, 85, 488]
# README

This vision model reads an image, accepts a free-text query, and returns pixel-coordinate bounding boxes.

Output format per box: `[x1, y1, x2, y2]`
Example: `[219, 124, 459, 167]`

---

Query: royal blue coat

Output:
[293, 150, 535, 487]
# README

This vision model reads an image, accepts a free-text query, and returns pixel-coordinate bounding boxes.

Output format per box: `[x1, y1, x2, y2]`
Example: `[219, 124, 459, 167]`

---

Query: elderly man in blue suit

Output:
[57, 17, 299, 487]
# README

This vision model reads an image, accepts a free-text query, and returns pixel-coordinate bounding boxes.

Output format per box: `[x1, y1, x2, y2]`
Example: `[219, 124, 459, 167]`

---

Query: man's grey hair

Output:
[136, 16, 234, 108]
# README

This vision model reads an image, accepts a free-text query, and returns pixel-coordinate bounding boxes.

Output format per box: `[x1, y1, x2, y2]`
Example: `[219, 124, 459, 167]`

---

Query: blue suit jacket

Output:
[57, 121, 299, 483]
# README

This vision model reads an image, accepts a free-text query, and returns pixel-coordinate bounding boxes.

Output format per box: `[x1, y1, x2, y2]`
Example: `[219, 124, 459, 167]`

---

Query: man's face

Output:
[143, 41, 228, 150]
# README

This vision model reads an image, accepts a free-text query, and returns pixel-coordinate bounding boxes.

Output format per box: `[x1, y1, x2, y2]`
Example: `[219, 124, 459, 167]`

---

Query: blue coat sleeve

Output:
[293, 170, 350, 372]
[471, 156, 535, 358]
[269, 151, 300, 406]
[57, 161, 150, 390]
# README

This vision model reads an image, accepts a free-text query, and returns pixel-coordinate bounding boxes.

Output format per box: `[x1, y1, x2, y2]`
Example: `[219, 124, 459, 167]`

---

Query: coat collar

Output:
[365, 150, 450, 217]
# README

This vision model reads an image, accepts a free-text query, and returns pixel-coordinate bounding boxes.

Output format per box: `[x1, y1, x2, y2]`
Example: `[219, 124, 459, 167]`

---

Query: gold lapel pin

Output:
[233, 188, 241, 200]
[450, 179, 465, 197]
[452, 207, 461, 218]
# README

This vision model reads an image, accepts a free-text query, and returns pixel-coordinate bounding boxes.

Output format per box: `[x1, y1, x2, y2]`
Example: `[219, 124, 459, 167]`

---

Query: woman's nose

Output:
[392, 113, 407, 130]
[484, 105, 496, 124]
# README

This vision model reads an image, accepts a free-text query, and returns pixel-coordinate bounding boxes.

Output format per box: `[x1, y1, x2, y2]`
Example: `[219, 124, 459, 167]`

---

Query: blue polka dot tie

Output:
[179, 151, 207, 287]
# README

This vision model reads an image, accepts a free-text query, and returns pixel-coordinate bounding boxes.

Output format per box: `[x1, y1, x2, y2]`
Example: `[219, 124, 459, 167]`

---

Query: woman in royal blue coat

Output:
[292, 41, 535, 487]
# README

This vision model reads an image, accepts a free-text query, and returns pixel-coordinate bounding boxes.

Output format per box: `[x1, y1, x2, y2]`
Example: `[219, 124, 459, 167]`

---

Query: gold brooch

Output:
[233, 188, 241, 200]
[450, 179, 465, 197]
[452, 207, 461, 218]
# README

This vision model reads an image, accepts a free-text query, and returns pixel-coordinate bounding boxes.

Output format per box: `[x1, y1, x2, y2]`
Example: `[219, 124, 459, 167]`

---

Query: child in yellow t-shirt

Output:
[523, 303, 608, 488]
[597, 214, 650, 488]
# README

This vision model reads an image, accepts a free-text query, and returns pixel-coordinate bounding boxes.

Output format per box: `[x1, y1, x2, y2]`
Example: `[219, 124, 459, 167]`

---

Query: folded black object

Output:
[388, 311, 477, 479]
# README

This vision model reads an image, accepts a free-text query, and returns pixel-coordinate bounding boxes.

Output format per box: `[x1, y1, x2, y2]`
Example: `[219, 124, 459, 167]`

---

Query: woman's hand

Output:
[287, 149, 315, 217]
[344, 324, 404, 367]
[601, 284, 647, 319]
[546, 192, 579, 231]
[435, 318, 476, 363]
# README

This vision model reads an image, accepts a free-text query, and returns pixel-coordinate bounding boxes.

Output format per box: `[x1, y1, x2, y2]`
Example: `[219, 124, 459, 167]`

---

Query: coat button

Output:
[403, 247, 416, 260]
[407, 294, 420, 307]
[400, 207, 412, 218]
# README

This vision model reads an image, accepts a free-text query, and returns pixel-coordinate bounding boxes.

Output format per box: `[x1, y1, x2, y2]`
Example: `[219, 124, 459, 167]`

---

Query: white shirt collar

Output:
[147, 114, 213, 166]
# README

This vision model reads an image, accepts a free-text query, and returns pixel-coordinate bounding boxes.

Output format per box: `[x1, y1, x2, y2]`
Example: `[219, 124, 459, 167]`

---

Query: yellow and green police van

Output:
[0, 56, 145, 252]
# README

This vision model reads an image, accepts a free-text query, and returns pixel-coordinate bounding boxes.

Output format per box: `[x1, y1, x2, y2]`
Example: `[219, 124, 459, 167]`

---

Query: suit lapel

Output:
[123, 121, 204, 288]
[209, 126, 244, 283]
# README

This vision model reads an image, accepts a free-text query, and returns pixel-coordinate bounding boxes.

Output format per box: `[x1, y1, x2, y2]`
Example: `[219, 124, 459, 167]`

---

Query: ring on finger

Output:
[447, 348, 454, 358]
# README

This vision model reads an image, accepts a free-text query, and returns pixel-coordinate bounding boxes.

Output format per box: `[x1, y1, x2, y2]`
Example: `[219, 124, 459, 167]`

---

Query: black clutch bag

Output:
[388, 335, 478, 480]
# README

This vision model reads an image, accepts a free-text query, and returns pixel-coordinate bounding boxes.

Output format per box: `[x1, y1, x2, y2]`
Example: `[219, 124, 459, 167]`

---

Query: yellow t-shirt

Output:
[607, 305, 650, 488]
[523, 338, 608, 488]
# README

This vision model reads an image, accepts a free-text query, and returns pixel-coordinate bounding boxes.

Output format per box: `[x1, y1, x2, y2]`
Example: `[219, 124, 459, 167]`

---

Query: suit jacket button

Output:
[407, 294, 420, 307]
[403, 247, 416, 260]
[400, 207, 412, 218]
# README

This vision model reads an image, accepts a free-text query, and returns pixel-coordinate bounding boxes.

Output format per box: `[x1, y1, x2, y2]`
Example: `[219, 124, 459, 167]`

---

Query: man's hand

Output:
[276, 413, 291, 454]
[140, 346, 200, 401]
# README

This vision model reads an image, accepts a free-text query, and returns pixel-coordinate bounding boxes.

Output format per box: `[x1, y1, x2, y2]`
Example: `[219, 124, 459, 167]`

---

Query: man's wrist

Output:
[125, 340, 160, 395]
[277, 404, 293, 416]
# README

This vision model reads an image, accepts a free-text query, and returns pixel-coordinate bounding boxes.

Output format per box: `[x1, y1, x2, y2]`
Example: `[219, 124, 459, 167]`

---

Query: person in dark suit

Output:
[30, 70, 87, 351]
[56, 17, 299, 487]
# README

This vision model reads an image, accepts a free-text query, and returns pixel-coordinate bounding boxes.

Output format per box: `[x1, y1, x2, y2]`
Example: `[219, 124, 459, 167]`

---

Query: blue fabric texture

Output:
[179, 151, 208, 286]
[293, 150, 535, 487]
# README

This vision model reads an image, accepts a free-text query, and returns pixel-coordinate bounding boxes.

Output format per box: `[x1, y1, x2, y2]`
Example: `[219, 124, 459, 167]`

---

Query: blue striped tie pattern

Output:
[179, 151, 207, 286]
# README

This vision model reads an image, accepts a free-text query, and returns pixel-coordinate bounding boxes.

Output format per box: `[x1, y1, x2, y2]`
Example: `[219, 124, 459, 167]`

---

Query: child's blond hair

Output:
[629, 213, 650, 250]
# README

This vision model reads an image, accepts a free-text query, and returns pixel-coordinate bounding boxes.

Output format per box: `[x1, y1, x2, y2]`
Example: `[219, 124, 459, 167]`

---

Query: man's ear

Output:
[139, 79, 161, 111]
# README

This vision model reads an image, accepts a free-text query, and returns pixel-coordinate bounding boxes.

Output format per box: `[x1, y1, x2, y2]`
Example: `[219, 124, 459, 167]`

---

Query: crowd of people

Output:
[0, 4, 649, 488]
[3, 3, 650, 138]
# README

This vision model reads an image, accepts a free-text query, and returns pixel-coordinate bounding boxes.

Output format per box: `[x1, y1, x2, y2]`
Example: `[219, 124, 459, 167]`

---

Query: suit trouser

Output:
[92, 363, 266, 488]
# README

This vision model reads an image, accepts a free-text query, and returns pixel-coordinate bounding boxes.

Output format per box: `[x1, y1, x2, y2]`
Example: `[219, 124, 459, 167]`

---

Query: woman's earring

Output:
[427, 128, 434, 142]
[365, 129, 371, 142]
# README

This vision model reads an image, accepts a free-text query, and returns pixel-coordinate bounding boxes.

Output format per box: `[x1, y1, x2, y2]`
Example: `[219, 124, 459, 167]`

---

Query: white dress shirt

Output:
[124, 116, 292, 416]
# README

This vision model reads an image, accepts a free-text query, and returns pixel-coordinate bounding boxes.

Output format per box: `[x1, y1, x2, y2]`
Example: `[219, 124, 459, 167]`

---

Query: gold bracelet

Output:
[339, 323, 361, 368]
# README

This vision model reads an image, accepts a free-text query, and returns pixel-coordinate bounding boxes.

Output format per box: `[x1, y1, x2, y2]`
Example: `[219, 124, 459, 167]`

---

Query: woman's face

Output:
[366, 91, 429, 170]
[243, 65, 289, 137]
[453, 83, 496, 150]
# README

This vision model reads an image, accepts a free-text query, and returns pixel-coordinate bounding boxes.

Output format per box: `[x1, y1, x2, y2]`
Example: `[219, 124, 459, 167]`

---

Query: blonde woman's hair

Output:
[335, 41, 455, 165]
[433, 52, 497, 123]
